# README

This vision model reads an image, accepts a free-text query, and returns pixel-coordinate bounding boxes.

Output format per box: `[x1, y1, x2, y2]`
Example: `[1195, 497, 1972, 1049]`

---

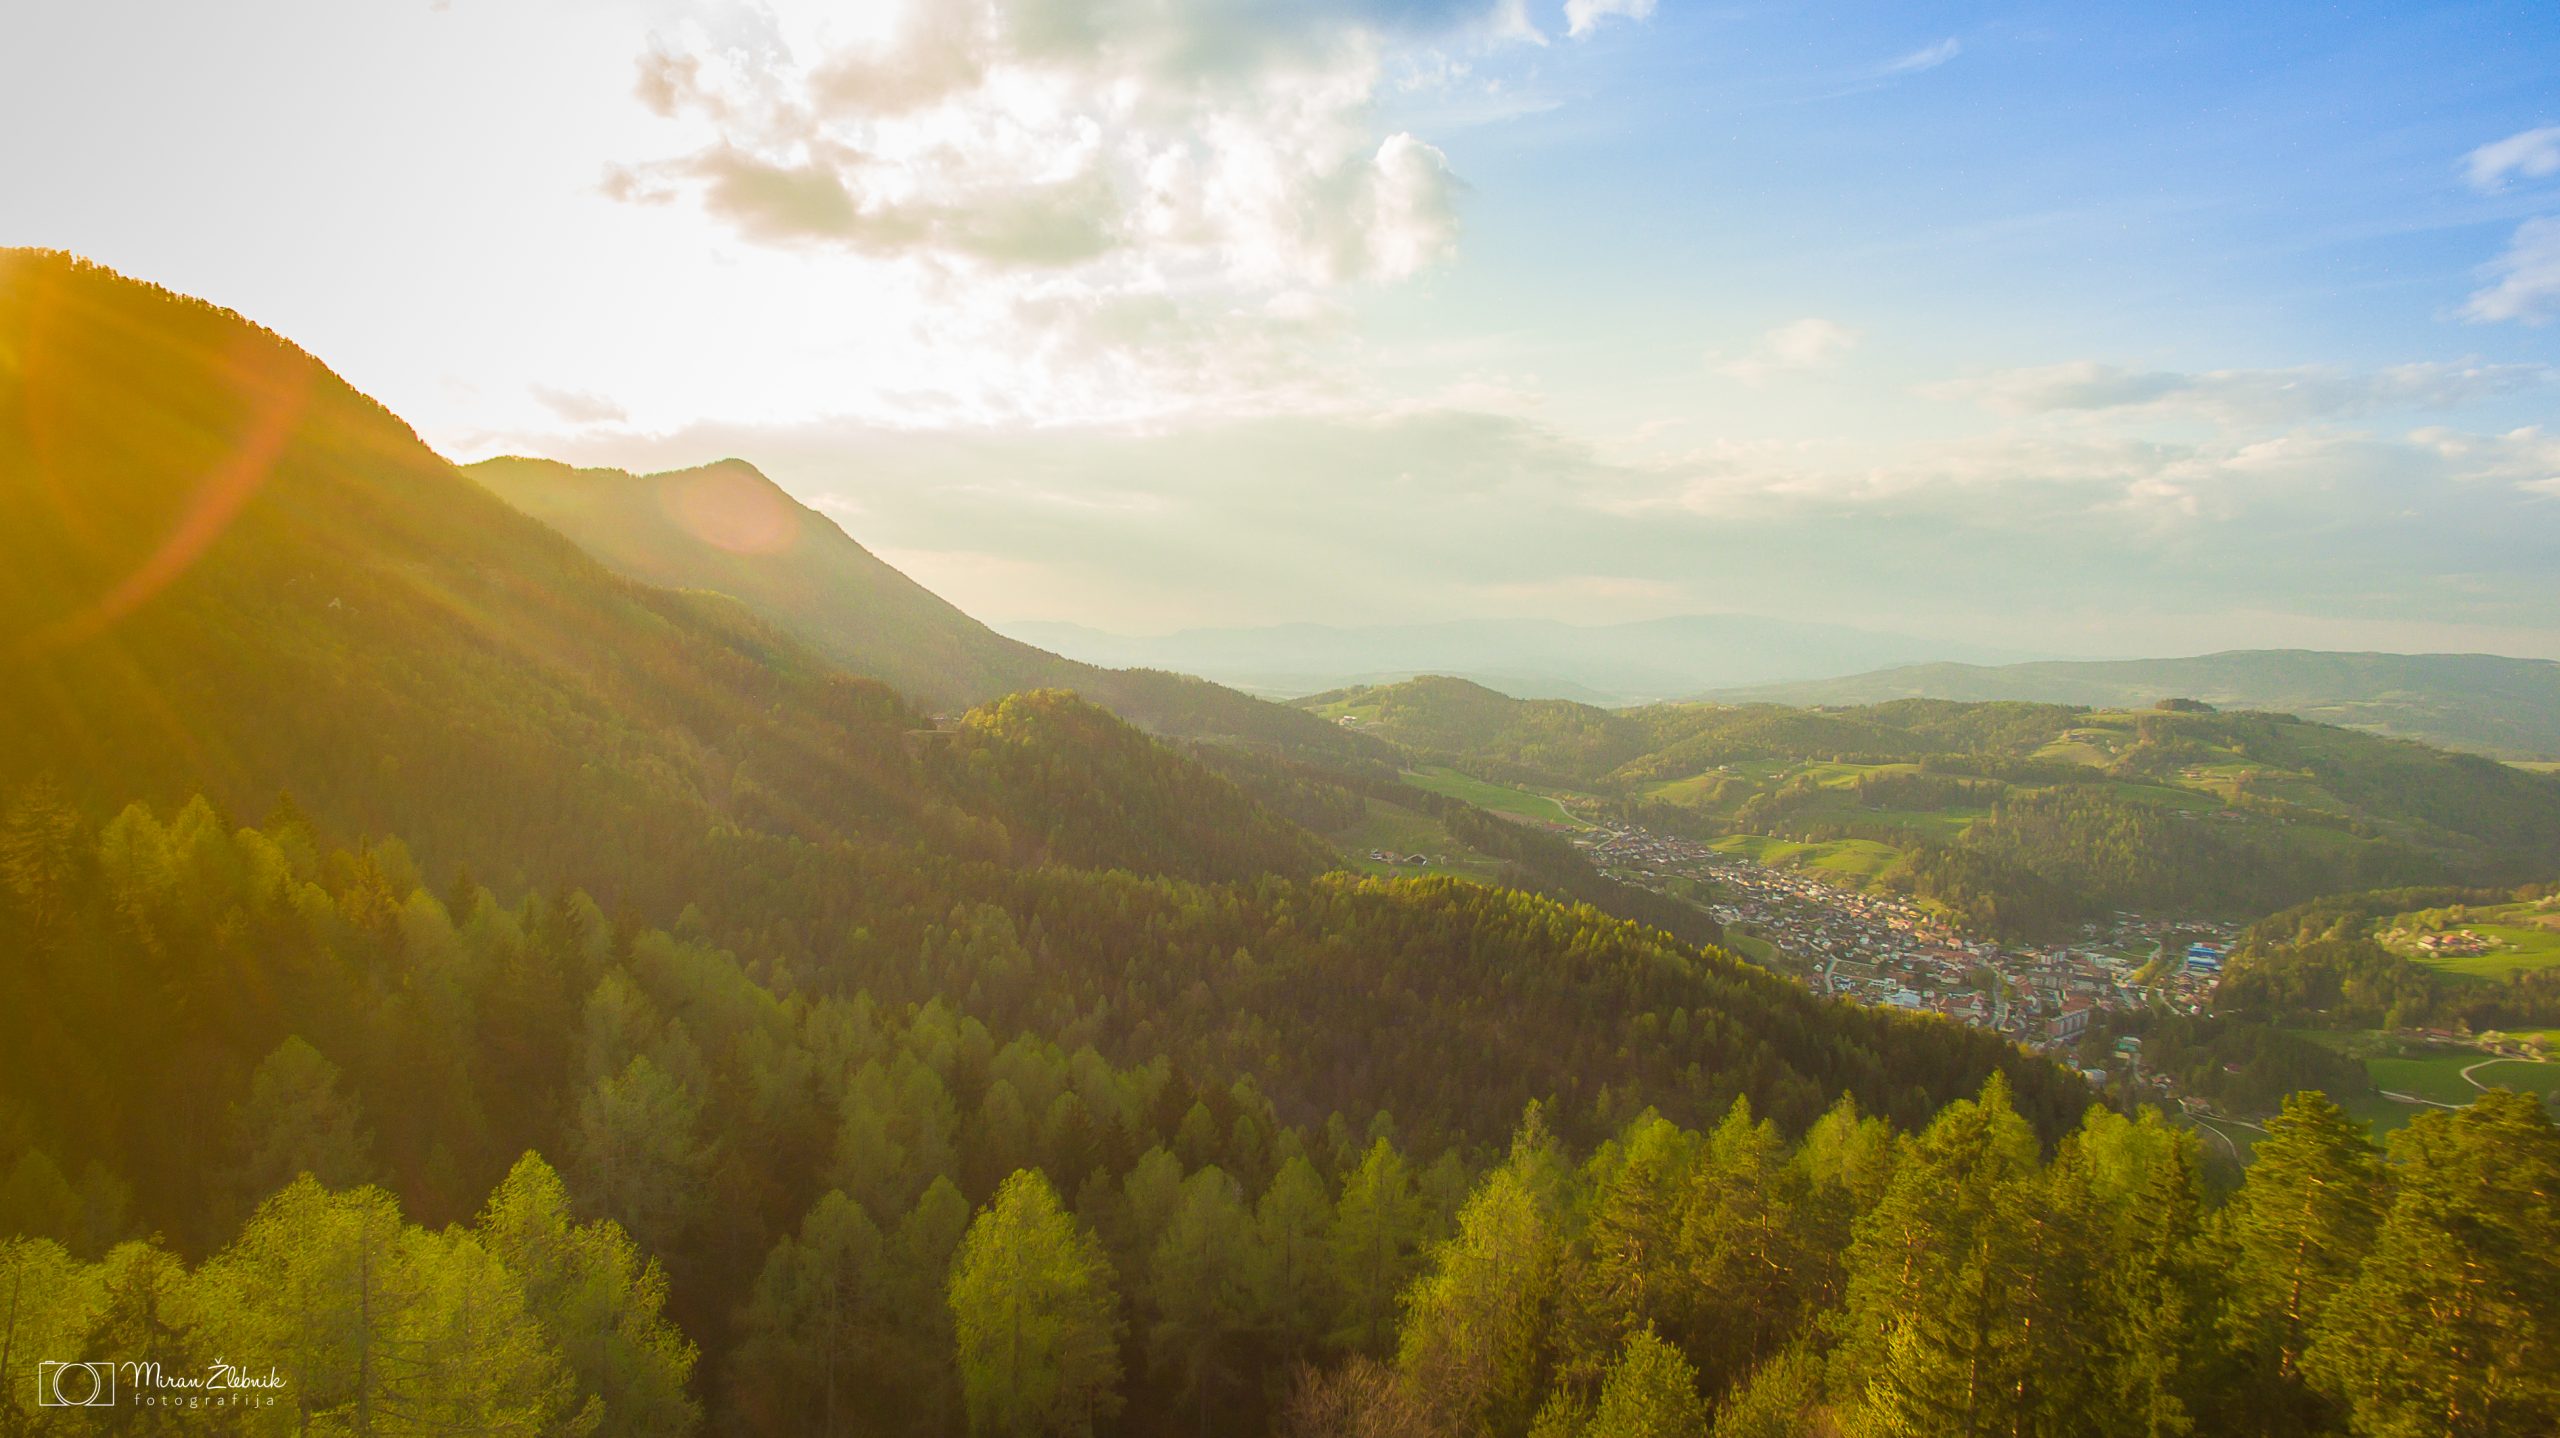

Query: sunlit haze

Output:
[8, 0, 2558, 653]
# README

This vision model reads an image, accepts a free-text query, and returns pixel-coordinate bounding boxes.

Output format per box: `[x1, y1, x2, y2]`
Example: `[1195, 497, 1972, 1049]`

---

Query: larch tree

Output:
[1583, 1328, 1708, 1438]
[569, 1054, 711, 1257]
[733, 1188, 887, 1438]
[2302, 1090, 2560, 1438]
[1247, 1155, 1336, 1354]
[1395, 1112, 1570, 1438]
[2212, 1090, 2384, 1436]
[479, 1152, 698, 1438]
[947, 1170, 1124, 1438]
[1329, 1139, 1426, 1354]
[228, 1036, 375, 1209]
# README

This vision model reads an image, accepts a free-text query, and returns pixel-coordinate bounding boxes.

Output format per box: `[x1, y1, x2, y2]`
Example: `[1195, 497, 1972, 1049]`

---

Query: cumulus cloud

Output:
[582, 0, 1551, 427]
[615, 0, 1491, 287]
[2465, 216, 2560, 325]
[1716, 318, 1861, 383]
[2464, 125, 2560, 192]
[1564, 0, 1658, 40]
[1927, 358, 2556, 422]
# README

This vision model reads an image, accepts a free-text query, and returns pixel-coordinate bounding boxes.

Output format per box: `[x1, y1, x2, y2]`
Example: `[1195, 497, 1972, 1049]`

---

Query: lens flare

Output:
[16, 266, 312, 654]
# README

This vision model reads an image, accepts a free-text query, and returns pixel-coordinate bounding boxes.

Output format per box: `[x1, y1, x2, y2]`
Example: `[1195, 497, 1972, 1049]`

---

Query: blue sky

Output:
[5, 0, 2557, 655]
[1396, 2, 2560, 427]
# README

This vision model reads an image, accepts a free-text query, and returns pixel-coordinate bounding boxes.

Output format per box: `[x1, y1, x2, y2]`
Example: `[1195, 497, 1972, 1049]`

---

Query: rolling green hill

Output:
[1710, 649, 2560, 760]
[1302, 678, 2560, 934]
[468, 453, 1380, 763]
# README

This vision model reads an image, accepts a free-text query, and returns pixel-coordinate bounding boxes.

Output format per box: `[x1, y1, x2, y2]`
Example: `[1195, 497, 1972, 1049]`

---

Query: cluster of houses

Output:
[1572, 824, 2235, 1052]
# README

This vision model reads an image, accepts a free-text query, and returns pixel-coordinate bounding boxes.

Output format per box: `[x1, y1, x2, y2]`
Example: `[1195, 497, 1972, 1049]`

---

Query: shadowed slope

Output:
[468, 454, 1387, 764]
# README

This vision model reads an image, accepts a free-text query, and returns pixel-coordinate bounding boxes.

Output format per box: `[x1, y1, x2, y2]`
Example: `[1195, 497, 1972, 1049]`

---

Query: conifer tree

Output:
[1583, 1328, 1707, 1438]
[948, 1170, 1124, 1438]
[479, 1153, 697, 1438]
[1146, 1166, 1255, 1434]
[1329, 1139, 1425, 1354]
[2212, 1091, 2383, 1434]
[2302, 1090, 2560, 1437]
[1555, 1111, 1696, 1390]
[1248, 1155, 1336, 1350]
[1396, 1112, 1569, 1437]
[228, 1037, 375, 1211]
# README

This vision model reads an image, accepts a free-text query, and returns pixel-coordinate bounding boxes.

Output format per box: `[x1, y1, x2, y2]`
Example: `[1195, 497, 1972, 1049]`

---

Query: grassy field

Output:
[1401, 766, 1594, 829]
[2365, 1052, 2485, 1106]
[1333, 799, 1505, 879]
[2466, 1059, 2560, 1099]
[2418, 922, 2560, 978]
[2278, 1030, 2560, 1141]
[2384, 899, 2560, 979]
[1710, 833, 1903, 881]
[1822, 804, 1982, 841]
[1722, 930, 1783, 967]
[2333, 1091, 2424, 1142]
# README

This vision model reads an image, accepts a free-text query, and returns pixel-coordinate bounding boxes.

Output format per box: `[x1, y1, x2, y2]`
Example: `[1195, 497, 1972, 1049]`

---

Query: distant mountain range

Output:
[998, 615, 2039, 704]
[460, 464, 2560, 765]
[1710, 651, 2560, 760]
[465, 456, 1377, 762]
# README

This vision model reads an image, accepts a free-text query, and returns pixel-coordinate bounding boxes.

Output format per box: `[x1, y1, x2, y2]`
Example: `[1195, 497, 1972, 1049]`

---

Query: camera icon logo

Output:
[37, 1361, 115, 1407]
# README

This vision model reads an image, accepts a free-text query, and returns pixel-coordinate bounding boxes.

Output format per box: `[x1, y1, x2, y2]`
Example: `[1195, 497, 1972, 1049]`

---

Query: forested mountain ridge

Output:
[1302, 677, 2560, 933]
[1711, 648, 2560, 760]
[0, 252, 2143, 1432]
[8, 798, 2552, 1438]
[469, 453, 1384, 763]
[0, 250, 1338, 903]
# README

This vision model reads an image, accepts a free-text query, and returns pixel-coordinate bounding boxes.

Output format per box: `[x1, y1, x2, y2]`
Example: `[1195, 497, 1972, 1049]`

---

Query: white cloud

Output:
[583, 0, 1541, 428]
[1928, 358, 2556, 422]
[1880, 38, 1962, 75]
[2464, 125, 2560, 192]
[2413, 424, 2560, 494]
[1715, 318, 1861, 383]
[529, 384, 629, 425]
[2465, 216, 2560, 325]
[1563, 0, 1658, 41]
[615, 0, 1491, 288]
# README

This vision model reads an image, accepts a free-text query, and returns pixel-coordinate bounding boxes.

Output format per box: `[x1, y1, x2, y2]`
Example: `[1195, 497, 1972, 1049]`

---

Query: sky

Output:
[6, 0, 2560, 658]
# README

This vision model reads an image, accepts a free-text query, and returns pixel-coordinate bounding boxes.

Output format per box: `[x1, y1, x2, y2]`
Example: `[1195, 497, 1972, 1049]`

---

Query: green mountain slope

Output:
[0, 250, 1323, 897]
[1711, 650, 2560, 759]
[1304, 677, 2560, 932]
[0, 247, 2070, 1148]
[467, 453, 1380, 763]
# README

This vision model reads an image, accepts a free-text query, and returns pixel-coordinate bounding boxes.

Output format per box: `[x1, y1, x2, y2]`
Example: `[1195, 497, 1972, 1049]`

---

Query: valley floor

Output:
[1565, 819, 2232, 1058]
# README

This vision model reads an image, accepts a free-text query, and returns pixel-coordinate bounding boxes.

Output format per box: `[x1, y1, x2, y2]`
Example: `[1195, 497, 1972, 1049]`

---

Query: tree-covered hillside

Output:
[1714, 649, 2560, 760]
[0, 252, 1350, 906]
[1302, 679, 2560, 935]
[468, 454, 1383, 763]
[0, 250, 2173, 1435]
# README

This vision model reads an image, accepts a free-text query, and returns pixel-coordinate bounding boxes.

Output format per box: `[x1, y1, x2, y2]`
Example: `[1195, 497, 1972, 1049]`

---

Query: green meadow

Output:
[1401, 765, 1594, 828]
[1710, 833, 1904, 881]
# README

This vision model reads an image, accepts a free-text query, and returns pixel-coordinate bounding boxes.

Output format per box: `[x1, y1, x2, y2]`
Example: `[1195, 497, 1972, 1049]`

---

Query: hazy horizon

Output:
[9, 0, 2559, 657]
